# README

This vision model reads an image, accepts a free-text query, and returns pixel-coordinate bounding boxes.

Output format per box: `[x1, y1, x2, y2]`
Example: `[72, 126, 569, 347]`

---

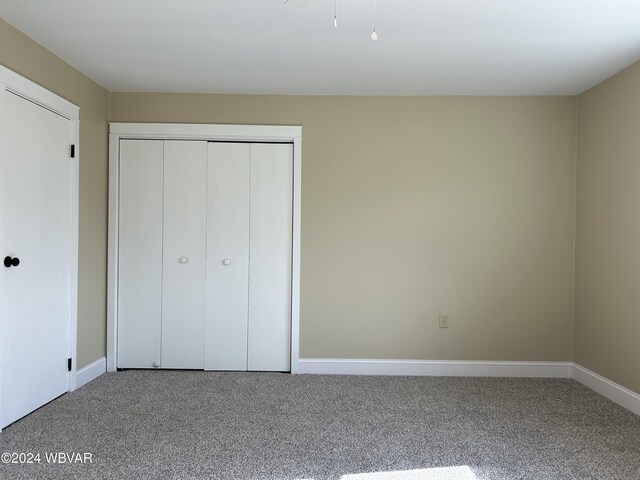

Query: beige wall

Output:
[111, 93, 577, 361]
[575, 61, 640, 393]
[0, 19, 108, 368]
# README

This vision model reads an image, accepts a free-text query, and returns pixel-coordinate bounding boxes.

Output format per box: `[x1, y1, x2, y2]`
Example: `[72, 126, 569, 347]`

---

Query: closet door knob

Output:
[153, 361, 160, 368]
[179, 256, 188, 264]
[223, 258, 232, 266]
[4, 256, 20, 268]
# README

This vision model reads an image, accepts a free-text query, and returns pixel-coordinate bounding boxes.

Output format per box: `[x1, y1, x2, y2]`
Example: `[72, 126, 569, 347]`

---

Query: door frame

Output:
[107, 123, 302, 373]
[0, 64, 80, 418]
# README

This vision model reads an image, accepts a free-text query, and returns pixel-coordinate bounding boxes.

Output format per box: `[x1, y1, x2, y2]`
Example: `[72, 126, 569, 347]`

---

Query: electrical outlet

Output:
[439, 314, 449, 329]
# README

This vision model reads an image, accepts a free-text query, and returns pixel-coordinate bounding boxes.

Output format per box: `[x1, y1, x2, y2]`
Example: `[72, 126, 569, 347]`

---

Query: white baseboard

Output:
[297, 358, 640, 416]
[74, 356, 106, 390]
[297, 358, 574, 378]
[572, 364, 640, 416]
[70, 356, 640, 416]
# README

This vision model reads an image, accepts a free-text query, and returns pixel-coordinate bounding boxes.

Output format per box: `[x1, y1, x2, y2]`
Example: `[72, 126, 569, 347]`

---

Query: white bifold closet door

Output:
[117, 140, 206, 369]
[205, 143, 251, 370]
[246, 144, 293, 371]
[117, 140, 164, 369]
[161, 141, 207, 369]
[117, 140, 292, 371]
[206, 143, 293, 372]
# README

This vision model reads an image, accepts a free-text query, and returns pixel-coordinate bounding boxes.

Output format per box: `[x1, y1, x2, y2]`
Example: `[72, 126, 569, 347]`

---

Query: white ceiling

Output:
[1, 0, 640, 95]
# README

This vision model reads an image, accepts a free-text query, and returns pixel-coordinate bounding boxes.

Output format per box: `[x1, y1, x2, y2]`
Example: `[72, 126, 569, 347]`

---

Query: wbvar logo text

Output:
[45, 452, 93, 464]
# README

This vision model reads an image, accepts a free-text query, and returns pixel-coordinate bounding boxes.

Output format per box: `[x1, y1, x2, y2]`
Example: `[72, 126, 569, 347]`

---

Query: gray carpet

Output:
[0, 372, 639, 480]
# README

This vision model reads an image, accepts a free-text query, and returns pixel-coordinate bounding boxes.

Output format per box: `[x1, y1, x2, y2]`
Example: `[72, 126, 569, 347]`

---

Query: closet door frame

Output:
[107, 123, 302, 373]
[0, 64, 80, 421]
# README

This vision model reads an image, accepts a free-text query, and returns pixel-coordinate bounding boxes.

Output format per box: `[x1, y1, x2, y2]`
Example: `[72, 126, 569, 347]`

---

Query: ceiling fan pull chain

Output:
[371, 0, 378, 40]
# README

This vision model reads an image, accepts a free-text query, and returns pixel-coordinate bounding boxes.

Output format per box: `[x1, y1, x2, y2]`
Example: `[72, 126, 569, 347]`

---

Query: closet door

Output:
[205, 143, 250, 370]
[117, 140, 164, 369]
[247, 144, 293, 371]
[162, 141, 207, 369]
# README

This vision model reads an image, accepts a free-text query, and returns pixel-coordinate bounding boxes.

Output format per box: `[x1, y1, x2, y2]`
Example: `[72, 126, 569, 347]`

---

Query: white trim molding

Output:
[74, 357, 107, 390]
[0, 64, 79, 120]
[66, 117, 80, 391]
[297, 358, 640, 416]
[573, 364, 640, 416]
[107, 123, 302, 373]
[297, 358, 574, 378]
[109, 122, 300, 141]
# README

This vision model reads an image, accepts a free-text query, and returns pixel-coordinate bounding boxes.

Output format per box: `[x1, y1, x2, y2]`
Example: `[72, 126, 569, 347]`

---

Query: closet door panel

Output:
[205, 143, 251, 370]
[162, 141, 207, 369]
[248, 144, 293, 372]
[117, 140, 164, 368]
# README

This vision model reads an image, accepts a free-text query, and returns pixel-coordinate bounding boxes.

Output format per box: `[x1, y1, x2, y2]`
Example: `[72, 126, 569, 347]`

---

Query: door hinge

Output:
[70, 144, 75, 158]
[67, 358, 72, 371]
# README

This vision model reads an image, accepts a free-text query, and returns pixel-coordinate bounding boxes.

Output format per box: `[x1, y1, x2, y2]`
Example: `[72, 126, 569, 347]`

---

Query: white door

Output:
[115, 139, 292, 372]
[162, 141, 207, 369]
[247, 144, 293, 371]
[0, 91, 73, 428]
[117, 140, 164, 369]
[205, 143, 251, 370]
[204, 142, 293, 372]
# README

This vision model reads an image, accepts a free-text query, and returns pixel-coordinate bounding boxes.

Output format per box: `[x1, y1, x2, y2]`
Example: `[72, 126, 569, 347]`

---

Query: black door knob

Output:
[4, 256, 20, 268]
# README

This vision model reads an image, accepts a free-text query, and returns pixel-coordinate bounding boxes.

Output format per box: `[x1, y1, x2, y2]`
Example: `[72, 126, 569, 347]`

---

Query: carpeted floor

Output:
[0, 372, 639, 479]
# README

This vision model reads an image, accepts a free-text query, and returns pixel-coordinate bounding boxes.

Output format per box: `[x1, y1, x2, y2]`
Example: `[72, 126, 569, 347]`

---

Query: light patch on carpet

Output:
[341, 466, 478, 480]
